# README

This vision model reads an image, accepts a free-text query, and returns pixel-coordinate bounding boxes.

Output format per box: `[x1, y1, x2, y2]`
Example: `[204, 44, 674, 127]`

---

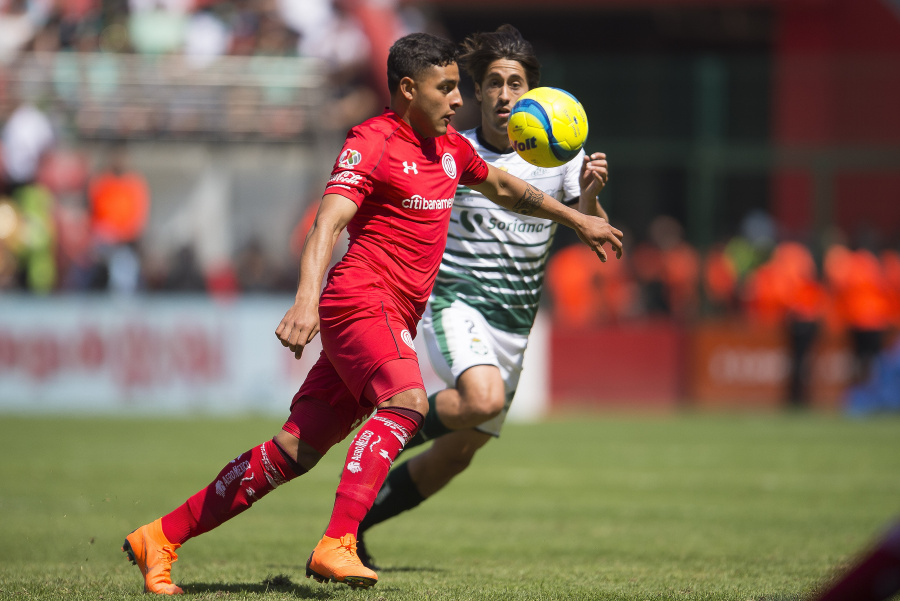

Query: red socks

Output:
[160, 438, 303, 545]
[325, 407, 424, 539]
[157, 407, 424, 545]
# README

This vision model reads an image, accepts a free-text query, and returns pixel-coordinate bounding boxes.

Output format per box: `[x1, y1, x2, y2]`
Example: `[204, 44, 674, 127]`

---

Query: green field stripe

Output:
[2, 414, 898, 599]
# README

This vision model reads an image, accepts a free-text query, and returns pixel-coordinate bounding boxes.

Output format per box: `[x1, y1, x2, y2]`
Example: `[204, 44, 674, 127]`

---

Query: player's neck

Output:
[477, 126, 513, 154]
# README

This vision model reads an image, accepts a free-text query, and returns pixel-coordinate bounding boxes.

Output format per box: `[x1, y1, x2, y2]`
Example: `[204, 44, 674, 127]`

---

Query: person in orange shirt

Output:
[825, 244, 893, 387]
[744, 241, 827, 407]
[87, 144, 150, 293]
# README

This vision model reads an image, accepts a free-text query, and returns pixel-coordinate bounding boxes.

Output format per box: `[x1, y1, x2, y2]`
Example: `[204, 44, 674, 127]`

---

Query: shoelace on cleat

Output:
[336, 537, 359, 562]
[147, 547, 177, 578]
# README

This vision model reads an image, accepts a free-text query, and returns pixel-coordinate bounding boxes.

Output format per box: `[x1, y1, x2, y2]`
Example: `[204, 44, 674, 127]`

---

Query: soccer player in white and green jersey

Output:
[356, 24, 613, 568]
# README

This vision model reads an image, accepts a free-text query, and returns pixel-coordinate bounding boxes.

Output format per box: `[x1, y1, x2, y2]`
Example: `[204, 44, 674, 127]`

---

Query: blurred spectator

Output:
[631, 216, 700, 321]
[0, 197, 21, 289]
[183, 6, 232, 68]
[0, 0, 37, 65]
[825, 244, 893, 387]
[14, 183, 56, 293]
[1, 100, 54, 194]
[234, 237, 277, 292]
[128, 0, 190, 55]
[702, 241, 739, 316]
[743, 241, 827, 407]
[882, 248, 900, 329]
[163, 244, 205, 292]
[87, 143, 150, 294]
[545, 243, 636, 328]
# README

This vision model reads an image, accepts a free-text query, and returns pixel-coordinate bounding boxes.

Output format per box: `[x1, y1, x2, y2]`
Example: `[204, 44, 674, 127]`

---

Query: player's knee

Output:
[273, 430, 323, 472]
[459, 387, 504, 422]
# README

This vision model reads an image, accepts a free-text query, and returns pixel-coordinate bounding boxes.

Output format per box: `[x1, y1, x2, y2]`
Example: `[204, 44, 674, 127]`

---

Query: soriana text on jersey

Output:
[401, 195, 454, 210]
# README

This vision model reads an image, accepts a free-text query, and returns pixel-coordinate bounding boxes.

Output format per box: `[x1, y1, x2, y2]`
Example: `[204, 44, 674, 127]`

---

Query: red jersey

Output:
[321, 109, 490, 325]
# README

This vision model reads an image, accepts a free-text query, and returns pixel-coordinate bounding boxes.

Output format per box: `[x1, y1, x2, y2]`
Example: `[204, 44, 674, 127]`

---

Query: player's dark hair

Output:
[387, 33, 459, 94]
[459, 24, 541, 90]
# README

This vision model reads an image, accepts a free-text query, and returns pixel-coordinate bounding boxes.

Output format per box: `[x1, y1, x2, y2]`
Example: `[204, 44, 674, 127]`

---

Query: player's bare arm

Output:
[578, 152, 609, 220]
[471, 164, 623, 262]
[275, 194, 358, 359]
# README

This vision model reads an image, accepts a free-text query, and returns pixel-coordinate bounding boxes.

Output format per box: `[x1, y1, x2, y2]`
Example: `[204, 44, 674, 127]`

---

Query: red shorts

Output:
[318, 295, 421, 400]
[281, 297, 425, 455]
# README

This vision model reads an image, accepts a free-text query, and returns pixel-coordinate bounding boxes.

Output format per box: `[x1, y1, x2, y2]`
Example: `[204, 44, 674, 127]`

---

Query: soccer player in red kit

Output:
[121, 32, 623, 594]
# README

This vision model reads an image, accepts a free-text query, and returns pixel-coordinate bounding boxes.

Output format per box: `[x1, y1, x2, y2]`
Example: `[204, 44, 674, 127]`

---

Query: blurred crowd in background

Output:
[1, 1, 899, 374]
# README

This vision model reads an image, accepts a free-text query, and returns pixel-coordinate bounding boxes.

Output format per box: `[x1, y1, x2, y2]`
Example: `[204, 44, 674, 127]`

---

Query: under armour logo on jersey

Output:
[403, 161, 418, 174]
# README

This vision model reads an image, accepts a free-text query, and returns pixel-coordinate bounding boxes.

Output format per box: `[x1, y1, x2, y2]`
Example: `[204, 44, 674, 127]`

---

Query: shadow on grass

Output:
[184, 574, 333, 598]
[377, 565, 446, 574]
[184, 568, 445, 596]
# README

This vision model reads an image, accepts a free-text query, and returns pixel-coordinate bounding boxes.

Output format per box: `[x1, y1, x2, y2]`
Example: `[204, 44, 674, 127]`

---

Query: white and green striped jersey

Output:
[429, 127, 584, 335]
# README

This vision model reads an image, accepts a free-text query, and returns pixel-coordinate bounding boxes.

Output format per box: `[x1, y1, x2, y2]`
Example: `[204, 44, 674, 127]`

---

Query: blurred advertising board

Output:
[0, 297, 548, 421]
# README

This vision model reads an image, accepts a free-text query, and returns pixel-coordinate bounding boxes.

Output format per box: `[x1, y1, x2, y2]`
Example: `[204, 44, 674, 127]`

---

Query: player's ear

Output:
[398, 76, 416, 101]
[473, 82, 483, 103]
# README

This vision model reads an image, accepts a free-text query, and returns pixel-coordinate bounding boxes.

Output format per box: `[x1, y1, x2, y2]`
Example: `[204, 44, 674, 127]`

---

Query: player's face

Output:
[474, 59, 529, 150]
[407, 63, 463, 138]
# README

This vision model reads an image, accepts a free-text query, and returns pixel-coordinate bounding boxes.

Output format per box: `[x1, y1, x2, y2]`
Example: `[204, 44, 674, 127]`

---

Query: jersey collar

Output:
[383, 108, 432, 147]
[475, 127, 515, 155]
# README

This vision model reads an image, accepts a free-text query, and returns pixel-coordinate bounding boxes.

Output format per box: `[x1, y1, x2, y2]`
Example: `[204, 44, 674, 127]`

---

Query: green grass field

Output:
[1, 412, 898, 600]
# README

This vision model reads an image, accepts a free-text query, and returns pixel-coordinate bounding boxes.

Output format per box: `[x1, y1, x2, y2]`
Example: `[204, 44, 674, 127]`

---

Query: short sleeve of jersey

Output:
[456, 135, 490, 187]
[322, 126, 387, 207]
[562, 148, 586, 205]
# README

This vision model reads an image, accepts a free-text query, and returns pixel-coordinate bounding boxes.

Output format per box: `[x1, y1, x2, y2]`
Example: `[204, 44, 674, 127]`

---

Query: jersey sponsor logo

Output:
[459, 210, 547, 234]
[487, 217, 548, 233]
[401, 195, 453, 210]
[441, 153, 457, 178]
[338, 148, 362, 168]
[328, 171, 364, 185]
[460, 210, 484, 233]
[402, 161, 418, 174]
[400, 329, 416, 351]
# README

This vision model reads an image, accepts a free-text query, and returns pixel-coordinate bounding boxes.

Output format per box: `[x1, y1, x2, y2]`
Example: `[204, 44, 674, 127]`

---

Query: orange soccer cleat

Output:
[121, 518, 184, 595]
[305, 534, 378, 589]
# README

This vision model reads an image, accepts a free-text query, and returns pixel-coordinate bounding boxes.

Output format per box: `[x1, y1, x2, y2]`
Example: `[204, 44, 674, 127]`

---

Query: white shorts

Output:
[422, 299, 528, 437]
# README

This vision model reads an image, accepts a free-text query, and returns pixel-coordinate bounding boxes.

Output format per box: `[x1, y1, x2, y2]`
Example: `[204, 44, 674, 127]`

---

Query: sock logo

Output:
[373, 415, 411, 446]
[260, 443, 287, 488]
[346, 429, 374, 474]
[216, 459, 251, 497]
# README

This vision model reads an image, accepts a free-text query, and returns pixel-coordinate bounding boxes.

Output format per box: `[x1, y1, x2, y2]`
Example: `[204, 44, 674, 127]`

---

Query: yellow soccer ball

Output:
[507, 87, 589, 168]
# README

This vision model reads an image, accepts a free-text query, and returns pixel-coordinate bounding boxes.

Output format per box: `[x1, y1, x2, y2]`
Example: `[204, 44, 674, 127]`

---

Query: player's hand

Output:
[579, 152, 608, 198]
[575, 214, 624, 263]
[275, 300, 320, 359]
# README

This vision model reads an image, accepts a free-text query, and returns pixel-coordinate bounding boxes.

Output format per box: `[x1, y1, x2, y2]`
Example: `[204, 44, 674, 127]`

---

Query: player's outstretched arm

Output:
[471, 164, 623, 262]
[275, 194, 358, 359]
